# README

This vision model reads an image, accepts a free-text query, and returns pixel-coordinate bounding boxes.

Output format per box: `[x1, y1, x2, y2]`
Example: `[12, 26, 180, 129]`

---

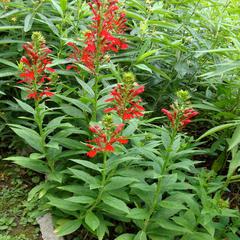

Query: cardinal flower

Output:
[67, 0, 128, 72]
[161, 107, 199, 129]
[86, 121, 128, 158]
[19, 32, 55, 100]
[104, 73, 145, 120]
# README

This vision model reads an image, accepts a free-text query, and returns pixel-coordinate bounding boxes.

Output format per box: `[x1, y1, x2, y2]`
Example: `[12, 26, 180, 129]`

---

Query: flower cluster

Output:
[67, 0, 128, 72]
[19, 32, 55, 100]
[87, 118, 128, 158]
[86, 73, 144, 158]
[104, 73, 145, 120]
[161, 107, 199, 129]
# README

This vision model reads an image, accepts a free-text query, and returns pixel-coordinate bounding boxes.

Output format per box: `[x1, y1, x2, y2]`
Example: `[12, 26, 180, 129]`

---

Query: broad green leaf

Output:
[102, 193, 129, 214]
[105, 176, 138, 191]
[127, 208, 148, 220]
[15, 98, 34, 114]
[0, 58, 18, 69]
[4, 156, 48, 173]
[134, 231, 147, 240]
[136, 50, 157, 63]
[9, 124, 42, 152]
[0, 70, 18, 77]
[115, 234, 135, 240]
[38, 13, 59, 36]
[56, 219, 82, 236]
[66, 196, 95, 204]
[48, 196, 80, 211]
[96, 218, 107, 240]
[57, 94, 92, 113]
[228, 125, 240, 150]
[228, 151, 240, 178]
[135, 64, 152, 73]
[51, 0, 63, 16]
[126, 11, 145, 21]
[24, 13, 34, 32]
[157, 219, 192, 233]
[70, 159, 101, 172]
[75, 77, 94, 97]
[69, 168, 99, 187]
[60, 0, 68, 12]
[85, 211, 100, 231]
[160, 200, 187, 210]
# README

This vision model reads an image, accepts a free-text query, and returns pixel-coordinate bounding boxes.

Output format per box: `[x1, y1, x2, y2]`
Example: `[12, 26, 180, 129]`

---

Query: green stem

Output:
[87, 153, 107, 213]
[143, 133, 175, 232]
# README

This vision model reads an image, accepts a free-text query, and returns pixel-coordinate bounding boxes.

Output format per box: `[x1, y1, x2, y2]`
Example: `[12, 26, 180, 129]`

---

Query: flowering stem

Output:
[87, 153, 107, 213]
[142, 134, 175, 233]
[91, 3, 104, 122]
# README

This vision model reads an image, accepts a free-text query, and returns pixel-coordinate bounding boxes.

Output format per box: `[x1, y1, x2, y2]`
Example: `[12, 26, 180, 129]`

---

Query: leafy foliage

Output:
[0, 0, 240, 239]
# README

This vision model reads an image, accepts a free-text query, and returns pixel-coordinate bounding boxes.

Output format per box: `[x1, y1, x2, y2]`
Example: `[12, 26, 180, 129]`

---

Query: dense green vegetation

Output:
[0, 0, 240, 239]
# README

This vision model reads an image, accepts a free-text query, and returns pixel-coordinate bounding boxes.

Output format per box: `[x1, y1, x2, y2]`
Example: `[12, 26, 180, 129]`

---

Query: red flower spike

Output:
[18, 39, 55, 100]
[104, 83, 145, 121]
[162, 107, 199, 130]
[86, 123, 128, 158]
[67, 0, 128, 72]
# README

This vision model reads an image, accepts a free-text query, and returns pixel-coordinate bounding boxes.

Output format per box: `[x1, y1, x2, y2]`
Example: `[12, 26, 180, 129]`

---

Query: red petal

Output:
[105, 145, 114, 152]
[117, 138, 128, 144]
[87, 150, 97, 158]
[46, 67, 55, 72]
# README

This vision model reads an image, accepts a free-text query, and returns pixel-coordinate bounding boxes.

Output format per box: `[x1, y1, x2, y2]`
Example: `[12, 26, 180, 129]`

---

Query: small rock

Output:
[37, 213, 64, 240]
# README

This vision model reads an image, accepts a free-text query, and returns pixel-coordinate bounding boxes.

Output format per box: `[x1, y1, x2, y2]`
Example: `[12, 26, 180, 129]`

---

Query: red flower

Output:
[19, 39, 55, 100]
[161, 107, 199, 129]
[67, 0, 128, 72]
[104, 83, 145, 120]
[86, 123, 128, 158]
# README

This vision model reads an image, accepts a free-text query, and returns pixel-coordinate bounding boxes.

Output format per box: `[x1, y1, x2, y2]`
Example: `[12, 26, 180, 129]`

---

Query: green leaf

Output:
[160, 200, 187, 210]
[136, 50, 157, 63]
[9, 124, 42, 152]
[228, 151, 240, 178]
[15, 98, 34, 114]
[197, 123, 237, 141]
[0, 26, 23, 31]
[48, 196, 80, 211]
[24, 13, 34, 32]
[4, 156, 49, 173]
[105, 176, 138, 191]
[70, 159, 101, 172]
[115, 234, 135, 240]
[51, 0, 63, 16]
[135, 64, 152, 73]
[56, 219, 82, 236]
[85, 211, 100, 231]
[127, 208, 148, 220]
[38, 13, 59, 36]
[69, 168, 99, 187]
[102, 193, 129, 214]
[57, 94, 92, 113]
[0, 69, 18, 77]
[60, 0, 68, 12]
[157, 219, 192, 233]
[122, 119, 139, 136]
[134, 231, 147, 240]
[228, 125, 240, 150]
[126, 11, 145, 21]
[96, 218, 107, 240]
[66, 196, 95, 204]
[0, 58, 18, 69]
[75, 77, 94, 97]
